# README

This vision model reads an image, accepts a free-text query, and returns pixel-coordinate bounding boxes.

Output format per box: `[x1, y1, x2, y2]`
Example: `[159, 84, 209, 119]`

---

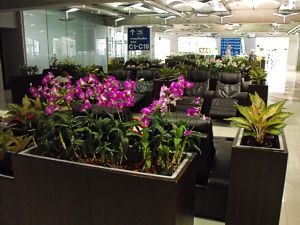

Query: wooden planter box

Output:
[248, 83, 268, 105]
[226, 128, 288, 225]
[0, 152, 23, 225]
[12, 150, 197, 225]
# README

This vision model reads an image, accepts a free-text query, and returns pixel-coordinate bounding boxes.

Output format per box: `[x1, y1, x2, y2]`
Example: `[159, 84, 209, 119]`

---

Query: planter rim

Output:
[19, 147, 195, 181]
[233, 128, 287, 152]
[0, 174, 15, 180]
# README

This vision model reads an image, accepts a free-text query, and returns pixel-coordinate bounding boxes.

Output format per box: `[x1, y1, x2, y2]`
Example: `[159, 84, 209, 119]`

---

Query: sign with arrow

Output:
[220, 38, 241, 57]
[128, 27, 150, 51]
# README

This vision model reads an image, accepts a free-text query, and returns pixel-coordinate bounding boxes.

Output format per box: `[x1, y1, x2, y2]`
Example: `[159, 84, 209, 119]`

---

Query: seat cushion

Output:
[185, 81, 209, 97]
[209, 98, 237, 118]
[135, 80, 153, 93]
[215, 81, 240, 99]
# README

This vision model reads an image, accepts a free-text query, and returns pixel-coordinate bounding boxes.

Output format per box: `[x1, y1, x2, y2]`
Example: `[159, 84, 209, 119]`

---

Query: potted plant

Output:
[248, 65, 269, 104]
[0, 96, 37, 176]
[18, 65, 39, 76]
[225, 92, 292, 225]
[6, 74, 201, 225]
[153, 67, 180, 100]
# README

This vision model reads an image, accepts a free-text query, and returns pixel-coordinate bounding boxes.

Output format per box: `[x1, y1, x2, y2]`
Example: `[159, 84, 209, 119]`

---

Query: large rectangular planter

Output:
[226, 128, 288, 225]
[248, 84, 268, 105]
[13, 150, 196, 225]
[1, 153, 23, 225]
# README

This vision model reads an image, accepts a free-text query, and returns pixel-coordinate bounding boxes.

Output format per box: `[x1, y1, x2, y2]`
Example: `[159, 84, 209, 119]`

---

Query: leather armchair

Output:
[176, 70, 212, 116]
[109, 69, 132, 90]
[131, 70, 155, 112]
[208, 72, 249, 118]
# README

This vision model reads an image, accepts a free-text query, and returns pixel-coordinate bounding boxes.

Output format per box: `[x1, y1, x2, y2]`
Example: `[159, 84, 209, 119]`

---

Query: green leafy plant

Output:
[250, 66, 268, 84]
[158, 67, 180, 80]
[19, 65, 39, 75]
[0, 129, 33, 158]
[174, 64, 192, 76]
[108, 57, 124, 71]
[226, 92, 292, 144]
[139, 113, 201, 174]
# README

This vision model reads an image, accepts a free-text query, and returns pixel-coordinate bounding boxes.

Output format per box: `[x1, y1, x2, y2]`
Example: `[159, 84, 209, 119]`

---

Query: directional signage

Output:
[128, 27, 150, 51]
[220, 38, 241, 57]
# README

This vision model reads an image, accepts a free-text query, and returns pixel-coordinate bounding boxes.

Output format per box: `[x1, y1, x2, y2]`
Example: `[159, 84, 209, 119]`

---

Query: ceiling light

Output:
[165, 15, 176, 20]
[144, 0, 186, 17]
[196, 13, 209, 17]
[66, 8, 79, 13]
[115, 17, 125, 22]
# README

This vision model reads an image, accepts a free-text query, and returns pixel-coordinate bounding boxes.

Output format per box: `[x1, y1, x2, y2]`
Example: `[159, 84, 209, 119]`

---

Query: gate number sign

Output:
[128, 27, 150, 51]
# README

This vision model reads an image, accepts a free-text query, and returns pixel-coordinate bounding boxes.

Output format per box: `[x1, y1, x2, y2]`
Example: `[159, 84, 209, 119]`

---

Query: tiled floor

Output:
[1, 66, 300, 225]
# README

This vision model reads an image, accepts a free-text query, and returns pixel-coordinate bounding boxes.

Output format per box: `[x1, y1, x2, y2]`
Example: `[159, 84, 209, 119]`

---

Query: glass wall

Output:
[23, 9, 108, 72]
[178, 37, 218, 55]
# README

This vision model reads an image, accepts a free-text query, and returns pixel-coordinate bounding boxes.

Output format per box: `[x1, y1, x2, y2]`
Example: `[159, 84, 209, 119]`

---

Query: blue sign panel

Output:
[220, 38, 241, 57]
[128, 27, 150, 51]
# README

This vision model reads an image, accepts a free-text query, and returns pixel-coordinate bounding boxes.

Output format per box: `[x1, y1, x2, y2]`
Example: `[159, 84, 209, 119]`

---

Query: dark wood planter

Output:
[0, 172, 22, 225]
[11, 74, 43, 103]
[248, 83, 268, 105]
[226, 128, 288, 225]
[0, 152, 14, 177]
[12, 150, 196, 225]
[0, 152, 23, 225]
[209, 78, 217, 91]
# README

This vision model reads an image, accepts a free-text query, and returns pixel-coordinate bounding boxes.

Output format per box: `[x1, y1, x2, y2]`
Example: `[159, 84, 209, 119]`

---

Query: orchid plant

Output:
[3, 73, 203, 175]
[140, 76, 203, 174]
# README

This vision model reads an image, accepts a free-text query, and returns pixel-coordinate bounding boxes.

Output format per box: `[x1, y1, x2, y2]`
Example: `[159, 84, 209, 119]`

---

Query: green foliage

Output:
[108, 58, 124, 71]
[49, 56, 106, 79]
[226, 92, 292, 144]
[139, 112, 202, 174]
[174, 64, 192, 76]
[3, 95, 42, 131]
[19, 65, 39, 75]
[158, 67, 180, 80]
[250, 66, 268, 84]
[0, 129, 33, 158]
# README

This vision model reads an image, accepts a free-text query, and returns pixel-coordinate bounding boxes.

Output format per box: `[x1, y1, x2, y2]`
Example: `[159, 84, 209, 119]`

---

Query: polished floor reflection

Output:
[1, 68, 300, 225]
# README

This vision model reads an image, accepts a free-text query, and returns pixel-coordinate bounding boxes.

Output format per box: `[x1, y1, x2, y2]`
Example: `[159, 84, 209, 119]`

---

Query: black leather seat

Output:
[208, 72, 248, 118]
[109, 69, 132, 90]
[130, 70, 155, 112]
[176, 70, 212, 115]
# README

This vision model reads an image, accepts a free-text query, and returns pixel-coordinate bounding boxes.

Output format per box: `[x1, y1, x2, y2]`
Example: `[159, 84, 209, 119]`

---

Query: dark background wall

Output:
[0, 12, 25, 89]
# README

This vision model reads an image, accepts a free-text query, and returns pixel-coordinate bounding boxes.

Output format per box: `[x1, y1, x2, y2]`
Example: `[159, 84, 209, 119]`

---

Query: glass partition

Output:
[23, 9, 108, 72]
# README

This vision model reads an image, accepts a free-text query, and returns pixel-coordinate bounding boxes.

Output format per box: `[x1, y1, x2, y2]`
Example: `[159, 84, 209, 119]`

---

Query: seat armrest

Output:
[235, 92, 249, 106]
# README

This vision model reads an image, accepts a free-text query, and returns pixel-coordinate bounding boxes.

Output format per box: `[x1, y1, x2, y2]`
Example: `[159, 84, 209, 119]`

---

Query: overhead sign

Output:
[220, 38, 241, 57]
[128, 27, 150, 51]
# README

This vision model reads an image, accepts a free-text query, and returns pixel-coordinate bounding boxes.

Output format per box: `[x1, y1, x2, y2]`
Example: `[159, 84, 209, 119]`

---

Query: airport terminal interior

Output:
[1, 0, 300, 225]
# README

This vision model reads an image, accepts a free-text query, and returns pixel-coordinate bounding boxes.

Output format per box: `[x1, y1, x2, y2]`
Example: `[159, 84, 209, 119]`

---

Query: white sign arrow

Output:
[130, 29, 135, 35]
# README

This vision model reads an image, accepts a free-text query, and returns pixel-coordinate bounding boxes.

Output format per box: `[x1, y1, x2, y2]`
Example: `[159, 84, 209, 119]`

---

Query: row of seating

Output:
[110, 69, 249, 118]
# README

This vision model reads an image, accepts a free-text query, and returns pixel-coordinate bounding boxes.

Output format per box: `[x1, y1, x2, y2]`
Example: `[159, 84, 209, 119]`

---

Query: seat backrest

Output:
[110, 70, 130, 81]
[187, 70, 210, 82]
[136, 70, 154, 81]
[218, 72, 241, 84]
[215, 72, 241, 98]
[185, 70, 210, 97]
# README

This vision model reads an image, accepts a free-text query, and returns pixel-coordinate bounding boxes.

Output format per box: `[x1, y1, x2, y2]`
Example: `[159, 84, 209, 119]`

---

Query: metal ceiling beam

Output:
[0, 0, 128, 12]
[143, 0, 187, 17]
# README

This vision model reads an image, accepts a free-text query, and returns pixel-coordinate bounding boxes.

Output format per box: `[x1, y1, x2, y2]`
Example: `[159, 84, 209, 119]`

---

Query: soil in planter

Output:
[240, 135, 280, 149]
[29, 146, 187, 176]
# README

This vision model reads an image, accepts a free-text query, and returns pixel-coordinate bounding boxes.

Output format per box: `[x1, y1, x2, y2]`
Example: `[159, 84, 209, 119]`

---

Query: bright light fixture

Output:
[165, 15, 176, 20]
[66, 8, 79, 13]
[115, 17, 125, 22]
